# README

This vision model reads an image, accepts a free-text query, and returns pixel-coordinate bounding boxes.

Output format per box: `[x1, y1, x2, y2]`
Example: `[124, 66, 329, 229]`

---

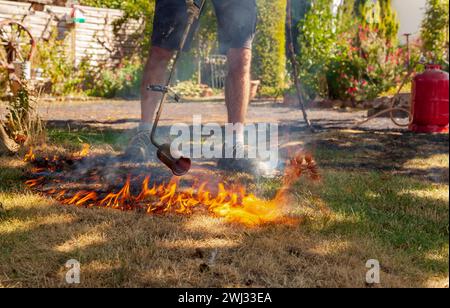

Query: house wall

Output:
[0, 0, 142, 67]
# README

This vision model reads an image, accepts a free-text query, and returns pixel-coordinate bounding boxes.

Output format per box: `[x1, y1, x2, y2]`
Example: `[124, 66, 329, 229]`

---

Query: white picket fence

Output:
[0, 0, 143, 67]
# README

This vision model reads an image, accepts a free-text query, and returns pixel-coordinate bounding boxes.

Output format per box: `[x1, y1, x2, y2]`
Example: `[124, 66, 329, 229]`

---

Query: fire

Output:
[73, 144, 90, 159]
[100, 176, 133, 209]
[24, 177, 44, 188]
[24, 147, 35, 162]
[24, 150, 320, 227]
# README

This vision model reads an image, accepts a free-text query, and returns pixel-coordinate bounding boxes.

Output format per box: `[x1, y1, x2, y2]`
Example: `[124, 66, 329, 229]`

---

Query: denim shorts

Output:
[151, 0, 257, 54]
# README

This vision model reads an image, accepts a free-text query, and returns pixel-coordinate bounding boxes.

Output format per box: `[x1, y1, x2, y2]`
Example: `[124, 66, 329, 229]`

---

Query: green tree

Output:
[358, 0, 399, 44]
[421, 0, 450, 64]
[290, 0, 312, 54]
[253, 0, 287, 96]
[297, 0, 336, 98]
[379, 0, 399, 44]
[80, 0, 123, 9]
[337, 0, 357, 34]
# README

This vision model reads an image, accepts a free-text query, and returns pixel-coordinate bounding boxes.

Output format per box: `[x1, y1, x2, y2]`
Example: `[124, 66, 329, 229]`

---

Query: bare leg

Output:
[225, 48, 252, 125]
[218, 47, 261, 171]
[141, 46, 174, 124]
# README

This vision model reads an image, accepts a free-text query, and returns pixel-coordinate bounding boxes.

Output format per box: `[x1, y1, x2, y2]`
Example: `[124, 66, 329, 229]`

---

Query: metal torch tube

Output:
[150, 0, 206, 147]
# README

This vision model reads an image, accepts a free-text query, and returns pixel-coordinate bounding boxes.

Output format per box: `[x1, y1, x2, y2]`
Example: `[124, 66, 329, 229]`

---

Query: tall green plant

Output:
[421, 0, 450, 65]
[35, 31, 91, 95]
[358, 0, 399, 44]
[253, 0, 287, 96]
[297, 0, 336, 98]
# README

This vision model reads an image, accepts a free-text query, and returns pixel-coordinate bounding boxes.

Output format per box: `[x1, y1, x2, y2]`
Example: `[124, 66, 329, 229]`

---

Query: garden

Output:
[0, 0, 448, 289]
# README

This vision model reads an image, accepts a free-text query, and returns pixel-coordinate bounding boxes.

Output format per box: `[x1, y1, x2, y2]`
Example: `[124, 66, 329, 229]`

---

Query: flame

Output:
[24, 150, 320, 227]
[24, 147, 35, 162]
[25, 177, 44, 188]
[73, 144, 90, 159]
[99, 176, 133, 209]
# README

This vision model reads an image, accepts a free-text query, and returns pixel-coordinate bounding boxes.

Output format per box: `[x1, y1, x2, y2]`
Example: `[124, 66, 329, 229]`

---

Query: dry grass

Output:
[0, 129, 448, 288]
[0, 187, 431, 288]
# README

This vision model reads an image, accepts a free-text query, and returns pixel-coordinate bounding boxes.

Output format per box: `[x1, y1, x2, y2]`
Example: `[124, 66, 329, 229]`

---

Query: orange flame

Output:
[25, 177, 44, 188]
[24, 150, 320, 227]
[24, 147, 35, 162]
[99, 176, 133, 209]
[73, 144, 90, 159]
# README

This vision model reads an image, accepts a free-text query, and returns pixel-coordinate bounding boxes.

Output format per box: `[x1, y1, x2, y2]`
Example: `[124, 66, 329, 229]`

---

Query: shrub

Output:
[253, 0, 287, 95]
[421, 0, 450, 68]
[297, 0, 336, 98]
[85, 58, 143, 98]
[34, 31, 91, 96]
[327, 21, 407, 102]
[296, 0, 404, 102]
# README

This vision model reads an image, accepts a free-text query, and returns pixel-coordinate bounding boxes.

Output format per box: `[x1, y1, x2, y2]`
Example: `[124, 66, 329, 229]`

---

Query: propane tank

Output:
[410, 64, 449, 133]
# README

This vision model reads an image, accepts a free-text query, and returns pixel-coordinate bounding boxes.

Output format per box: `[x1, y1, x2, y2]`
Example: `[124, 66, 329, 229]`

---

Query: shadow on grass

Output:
[0, 165, 26, 193]
[304, 127, 449, 184]
[304, 171, 449, 275]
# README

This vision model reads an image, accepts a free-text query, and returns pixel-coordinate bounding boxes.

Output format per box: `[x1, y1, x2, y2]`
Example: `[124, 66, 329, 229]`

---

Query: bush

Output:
[253, 0, 287, 95]
[34, 32, 91, 96]
[421, 0, 450, 68]
[327, 25, 406, 101]
[85, 59, 143, 98]
[296, 0, 404, 102]
[297, 0, 336, 98]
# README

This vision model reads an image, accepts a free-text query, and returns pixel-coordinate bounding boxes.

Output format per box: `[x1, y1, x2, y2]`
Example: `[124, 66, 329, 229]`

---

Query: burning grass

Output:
[23, 146, 321, 227]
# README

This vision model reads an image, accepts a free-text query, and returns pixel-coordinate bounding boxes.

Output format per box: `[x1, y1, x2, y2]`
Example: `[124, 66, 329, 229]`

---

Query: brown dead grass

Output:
[0, 192, 412, 287]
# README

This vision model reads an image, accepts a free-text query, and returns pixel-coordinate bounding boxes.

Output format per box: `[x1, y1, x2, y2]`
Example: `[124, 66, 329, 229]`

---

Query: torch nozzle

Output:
[156, 144, 191, 176]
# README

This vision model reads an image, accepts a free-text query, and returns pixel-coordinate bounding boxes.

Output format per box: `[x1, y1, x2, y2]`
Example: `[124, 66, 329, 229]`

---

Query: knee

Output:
[148, 46, 174, 68]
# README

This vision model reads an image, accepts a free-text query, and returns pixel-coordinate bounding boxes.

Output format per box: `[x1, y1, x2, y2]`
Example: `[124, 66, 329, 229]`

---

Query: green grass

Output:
[300, 172, 448, 274]
[47, 128, 128, 151]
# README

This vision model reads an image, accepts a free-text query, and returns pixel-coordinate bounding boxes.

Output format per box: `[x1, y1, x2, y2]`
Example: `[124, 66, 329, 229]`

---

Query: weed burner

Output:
[147, 0, 206, 176]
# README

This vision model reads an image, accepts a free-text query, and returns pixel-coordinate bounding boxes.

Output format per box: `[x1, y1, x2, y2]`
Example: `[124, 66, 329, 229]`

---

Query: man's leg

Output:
[140, 46, 174, 125]
[223, 47, 252, 152]
[225, 48, 252, 129]
[126, 46, 173, 161]
[126, 0, 193, 161]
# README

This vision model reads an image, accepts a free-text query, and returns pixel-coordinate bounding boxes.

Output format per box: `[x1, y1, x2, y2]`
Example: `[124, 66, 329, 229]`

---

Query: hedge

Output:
[253, 0, 287, 96]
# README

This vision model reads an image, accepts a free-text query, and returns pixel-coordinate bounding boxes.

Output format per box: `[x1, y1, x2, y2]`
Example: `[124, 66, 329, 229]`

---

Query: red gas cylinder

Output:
[410, 64, 449, 133]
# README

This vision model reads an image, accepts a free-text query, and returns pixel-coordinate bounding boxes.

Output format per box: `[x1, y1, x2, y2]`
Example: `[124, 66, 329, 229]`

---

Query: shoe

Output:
[124, 130, 155, 162]
[217, 144, 279, 177]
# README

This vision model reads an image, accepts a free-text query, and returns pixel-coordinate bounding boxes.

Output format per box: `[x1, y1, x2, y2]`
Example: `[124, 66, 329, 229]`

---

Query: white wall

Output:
[392, 0, 427, 43]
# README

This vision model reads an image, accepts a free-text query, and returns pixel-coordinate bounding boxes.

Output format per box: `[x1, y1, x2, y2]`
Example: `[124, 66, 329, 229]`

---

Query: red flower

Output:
[347, 87, 358, 94]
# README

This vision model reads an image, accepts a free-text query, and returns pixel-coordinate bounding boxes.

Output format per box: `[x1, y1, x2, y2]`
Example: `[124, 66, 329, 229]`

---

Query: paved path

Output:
[4, 99, 408, 131]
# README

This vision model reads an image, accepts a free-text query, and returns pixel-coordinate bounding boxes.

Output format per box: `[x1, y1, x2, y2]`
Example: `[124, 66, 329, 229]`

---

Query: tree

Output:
[337, 0, 358, 34]
[296, 0, 336, 98]
[253, 0, 287, 96]
[379, 0, 399, 44]
[289, 0, 312, 54]
[421, 0, 450, 64]
[358, 0, 399, 45]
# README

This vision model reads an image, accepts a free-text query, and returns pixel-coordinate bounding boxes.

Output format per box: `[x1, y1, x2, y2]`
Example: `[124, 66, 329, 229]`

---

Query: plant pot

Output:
[250, 80, 260, 100]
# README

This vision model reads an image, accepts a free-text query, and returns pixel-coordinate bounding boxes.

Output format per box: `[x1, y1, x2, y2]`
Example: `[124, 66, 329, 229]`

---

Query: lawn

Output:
[0, 127, 448, 288]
